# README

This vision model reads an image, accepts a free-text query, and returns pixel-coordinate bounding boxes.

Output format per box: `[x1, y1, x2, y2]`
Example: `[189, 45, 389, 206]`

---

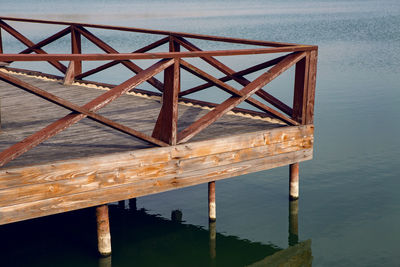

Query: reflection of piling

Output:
[118, 200, 125, 209]
[96, 205, 112, 256]
[129, 198, 137, 211]
[209, 221, 216, 260]
[171, 209, 183, 222]
[98, 255, 112, 267]
[289, 163, 299, 200]
[208, 181, 216, 222]
[288, 200, 299, 246]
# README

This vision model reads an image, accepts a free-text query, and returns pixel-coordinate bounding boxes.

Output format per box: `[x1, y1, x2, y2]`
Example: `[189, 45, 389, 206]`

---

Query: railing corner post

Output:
[152, 40, 181, 145]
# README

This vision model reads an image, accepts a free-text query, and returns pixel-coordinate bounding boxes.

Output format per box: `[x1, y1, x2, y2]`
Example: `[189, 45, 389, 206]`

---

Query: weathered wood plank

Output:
[0, 125, 313, 189]
[0, 135, 313, 207]
[0, 148, 312, 225]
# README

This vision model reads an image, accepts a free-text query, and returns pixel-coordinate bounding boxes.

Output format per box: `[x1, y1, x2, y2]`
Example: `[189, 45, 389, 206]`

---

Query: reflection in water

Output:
[209, 221, 217, 261]
[0, 198, 312, 267]
[98, 256, 111, 267]
[289, 199, 299, 246]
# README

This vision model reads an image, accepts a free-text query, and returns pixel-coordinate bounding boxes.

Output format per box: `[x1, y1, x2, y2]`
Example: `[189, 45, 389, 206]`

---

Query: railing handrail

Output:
[0, 16, 310, 48]
[0, 46, 315, 61]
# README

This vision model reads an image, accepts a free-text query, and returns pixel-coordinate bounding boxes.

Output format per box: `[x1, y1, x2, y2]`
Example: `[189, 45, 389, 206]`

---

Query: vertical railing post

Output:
[290, 48, 318, 199]
[63, 25, 82, 85]
[152, 36, 180, 145]
[305, 50, 317, 125]
[71, 25, 82, 76]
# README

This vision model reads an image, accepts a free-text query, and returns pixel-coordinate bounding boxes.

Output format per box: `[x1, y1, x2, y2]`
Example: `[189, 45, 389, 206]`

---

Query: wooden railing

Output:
[0, 17, 317, 167]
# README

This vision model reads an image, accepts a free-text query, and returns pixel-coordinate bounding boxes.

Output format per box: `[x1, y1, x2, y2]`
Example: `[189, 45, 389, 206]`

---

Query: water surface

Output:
[1, 0, 399, 266]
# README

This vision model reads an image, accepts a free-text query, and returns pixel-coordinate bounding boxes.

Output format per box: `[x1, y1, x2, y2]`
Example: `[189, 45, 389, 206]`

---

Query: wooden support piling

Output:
[289, 163, 299, 200]
[208, 181, 216, 222]
[96, 205, 112, 256]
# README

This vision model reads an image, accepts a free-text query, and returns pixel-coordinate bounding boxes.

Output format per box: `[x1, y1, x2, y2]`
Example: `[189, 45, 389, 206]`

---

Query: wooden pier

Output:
[0, 17, 317, 256]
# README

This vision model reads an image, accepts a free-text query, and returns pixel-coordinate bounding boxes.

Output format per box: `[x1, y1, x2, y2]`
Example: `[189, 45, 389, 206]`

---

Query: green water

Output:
[1, 0, 400, 266]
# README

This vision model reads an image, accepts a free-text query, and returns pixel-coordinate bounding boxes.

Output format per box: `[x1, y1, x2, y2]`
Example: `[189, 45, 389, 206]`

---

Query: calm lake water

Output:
[1, 0, 400, 266]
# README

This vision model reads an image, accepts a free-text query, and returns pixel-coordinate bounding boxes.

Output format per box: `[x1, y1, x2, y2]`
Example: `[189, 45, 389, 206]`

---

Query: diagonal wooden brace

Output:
[0, 20, 67, 73]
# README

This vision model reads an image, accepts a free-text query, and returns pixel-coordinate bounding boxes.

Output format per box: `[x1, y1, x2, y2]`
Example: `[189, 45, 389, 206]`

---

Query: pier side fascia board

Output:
[0, 125, 313, 225]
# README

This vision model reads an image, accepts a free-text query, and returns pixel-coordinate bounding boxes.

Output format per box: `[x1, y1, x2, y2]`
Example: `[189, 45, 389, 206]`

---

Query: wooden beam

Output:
[0, 126, 313, 210]
[305, 50, 317, 124]
[177, 52, 305, 143]
[71, 26, 82, 77]
[152, 59, 180, 145]
[0, 59, 173, 167]
[0, 145, 312, 225]
[292, 49, 318, 125]
[0, 16, 314, 48]
[0, 46, 315, 62]
[293, 56, 308, 124]
[0, 20, 67, 73]
[152, 37, 180, 144]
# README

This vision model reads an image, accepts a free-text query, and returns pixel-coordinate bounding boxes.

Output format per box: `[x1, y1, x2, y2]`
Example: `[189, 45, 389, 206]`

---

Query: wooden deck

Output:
[0, 70, 313, 225]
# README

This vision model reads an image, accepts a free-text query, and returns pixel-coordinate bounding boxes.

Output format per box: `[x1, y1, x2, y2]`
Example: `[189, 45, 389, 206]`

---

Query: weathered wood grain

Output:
[0, 133, 313, 207]
[0, 125, 313, 189]
[0, 148, 312, 225]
